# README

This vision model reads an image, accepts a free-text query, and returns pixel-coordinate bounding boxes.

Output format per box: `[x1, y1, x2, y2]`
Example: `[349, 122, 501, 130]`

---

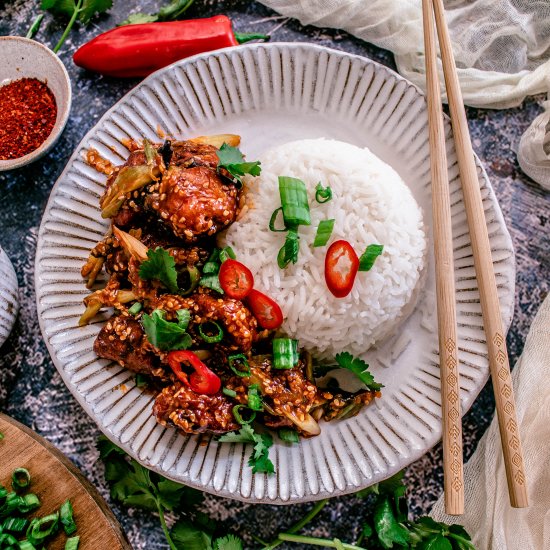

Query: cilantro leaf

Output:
[139, 247, 179, 292]
[171, 519, 213, 550]
[418, 534, 453, 550]
[120, 0, 195, 26]
[219, 425, 275, 474]
[358, 244, 384, 272]
[41, 0, 112, 24]
[142, 309, 192, 351]
[334, 352, 384, 391]
[373, 496, 410, 548]
[216, 144, 261, 184]
[214, 534, 244, 550]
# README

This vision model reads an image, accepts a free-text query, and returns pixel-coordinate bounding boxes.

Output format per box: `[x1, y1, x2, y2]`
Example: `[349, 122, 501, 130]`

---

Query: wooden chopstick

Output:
[421, 0, 464, 515]
[431, 0, 529, 508]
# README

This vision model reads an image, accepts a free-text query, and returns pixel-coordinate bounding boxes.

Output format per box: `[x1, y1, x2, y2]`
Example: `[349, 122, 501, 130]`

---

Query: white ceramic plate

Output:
[35, 43, 515, 503]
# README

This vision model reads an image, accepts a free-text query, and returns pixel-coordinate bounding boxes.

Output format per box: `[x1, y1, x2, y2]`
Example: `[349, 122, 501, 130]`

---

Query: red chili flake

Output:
[0, 77, 57, 160]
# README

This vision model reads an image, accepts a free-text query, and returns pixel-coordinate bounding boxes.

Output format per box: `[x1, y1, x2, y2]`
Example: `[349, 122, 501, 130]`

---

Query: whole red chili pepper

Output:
[167, 350, 221, 395]
[73, 15, 269, 78]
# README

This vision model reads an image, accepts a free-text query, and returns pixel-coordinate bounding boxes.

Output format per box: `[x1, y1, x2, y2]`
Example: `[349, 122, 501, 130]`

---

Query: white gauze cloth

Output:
[260, 1, 550, 192]
[430, 295, 550, 550]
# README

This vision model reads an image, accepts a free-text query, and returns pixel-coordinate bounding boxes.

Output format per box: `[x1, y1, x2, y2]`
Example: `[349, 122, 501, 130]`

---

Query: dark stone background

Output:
[0, 1, 548, 548]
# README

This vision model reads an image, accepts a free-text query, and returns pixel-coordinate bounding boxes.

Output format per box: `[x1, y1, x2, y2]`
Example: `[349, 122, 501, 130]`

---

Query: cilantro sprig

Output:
[97, 436, 243, 550]
[216, 144, 261, 186]
[335, 352, 384, 392]
[142, 309, 192, 351]
[219, 424, 275, 474]
[98, 436, 475, 550]
[41, 0, 112, 53]
[139, 247, 179, 292]
[120, 0, 195, 25]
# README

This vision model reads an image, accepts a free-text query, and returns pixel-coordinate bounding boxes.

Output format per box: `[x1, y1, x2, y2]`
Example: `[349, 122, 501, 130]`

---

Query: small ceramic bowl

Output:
[0, 36, 72, 171]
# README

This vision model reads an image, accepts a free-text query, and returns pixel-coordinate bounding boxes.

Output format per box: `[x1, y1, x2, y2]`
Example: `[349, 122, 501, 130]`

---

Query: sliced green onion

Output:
[65, 536, 80, 550]
[2, 517, 28, 534]
[228, 354, 251, 377]
[247, 384, 263, 411]
[0, 487, 7, 505]
[273, 338, 299, 370]
[143, 139, 156, 164]
[202, 249, 221, 274]
[198, 321, 224, 344]
[178, 266, 200, 296]
[26, 512, 59, 545]
[0, 433, 3, 441]
[222, 387, 237, 398]
[128, 302, 142, 315]
[0, 493, 23, 518]
[279, 428, 300, 444]
[315, 182, 332, 203]
[18, 494, 40, 514]
[18, 540, 37, 550]
[278, 176, 311, 227]
[277, 228, 299, 269]
[219, 246, 236, 263]
[11, 468, 30, 492]
[358, 244, 384, 271]
[268, 207, 287, 232]
[232, 405, 256, 425]
[135, 373, 149, 388]
[0, 533, 18, 546]
[60, 499, 77, 536]
[199, 273, 223, 294]
[313, 219, 335, 247]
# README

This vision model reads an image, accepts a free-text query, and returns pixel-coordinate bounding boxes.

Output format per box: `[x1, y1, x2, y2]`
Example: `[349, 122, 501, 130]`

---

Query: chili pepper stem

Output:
[234, 32, 270, 44]
[53, 0, 83, 53]
[156, 500, 178, 550]
[26, 14, 44, 40]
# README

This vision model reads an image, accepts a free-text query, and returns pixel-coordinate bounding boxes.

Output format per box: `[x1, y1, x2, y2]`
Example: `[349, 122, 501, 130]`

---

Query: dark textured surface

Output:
[0, 1, 549, 548]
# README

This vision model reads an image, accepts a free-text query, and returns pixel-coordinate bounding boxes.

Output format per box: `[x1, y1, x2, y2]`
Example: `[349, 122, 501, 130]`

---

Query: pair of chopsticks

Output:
[422, 0, 528, 514]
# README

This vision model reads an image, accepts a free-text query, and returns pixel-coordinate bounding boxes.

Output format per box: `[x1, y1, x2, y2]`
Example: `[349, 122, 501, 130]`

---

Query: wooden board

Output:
[0, 414, 131, 549]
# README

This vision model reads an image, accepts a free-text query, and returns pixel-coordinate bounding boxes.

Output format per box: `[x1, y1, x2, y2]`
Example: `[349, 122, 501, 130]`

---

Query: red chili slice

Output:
[246, 289, 284, 330]
[167, 350, 221, 395]
[218, 259, 254, 300]
[325, 240, 359, 298]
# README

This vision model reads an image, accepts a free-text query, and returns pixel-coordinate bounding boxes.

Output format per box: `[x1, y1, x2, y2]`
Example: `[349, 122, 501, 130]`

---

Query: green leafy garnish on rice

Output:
[216, 143, 261, 185]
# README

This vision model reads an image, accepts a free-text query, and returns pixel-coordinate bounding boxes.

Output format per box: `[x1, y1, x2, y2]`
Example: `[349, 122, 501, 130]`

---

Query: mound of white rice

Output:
[223, 138, 427, 360]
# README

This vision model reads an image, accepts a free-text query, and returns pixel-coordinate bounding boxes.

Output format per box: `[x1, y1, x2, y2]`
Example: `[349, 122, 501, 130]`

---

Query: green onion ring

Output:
[65, 536, 80, 550]
[247, 384, 263, 411]
[18, 493, 40, 514]
[232, 405, 256, 425]
[315, 182, 332, 204]
[60, 499, 77, 536]
[128, 302, 142, 315]
[228, 354, 251, 377]
[179, 266, 201, 296]
[198, 321, 224, 344]
[12, 468, 31, 492]
[268, 207, 287, 232]
[26, 512, 59, 545]
[222, 387, 237, 398]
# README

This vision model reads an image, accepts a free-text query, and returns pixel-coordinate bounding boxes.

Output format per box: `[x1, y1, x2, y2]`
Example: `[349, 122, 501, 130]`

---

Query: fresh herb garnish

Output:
[219, 424, 275, 474]
[216, 144, 261, 186]
[139, 247, 179, 293]
[313, 219, 335, 247]
[335, 352, 383, 391]
[120, 0, 195, 26]
[278, 428, 299, 444]
[359, 244, 384, 272]
[142, 309, 192, 351]
[199, 247, 234, 294]
[41, 0, 113, 53]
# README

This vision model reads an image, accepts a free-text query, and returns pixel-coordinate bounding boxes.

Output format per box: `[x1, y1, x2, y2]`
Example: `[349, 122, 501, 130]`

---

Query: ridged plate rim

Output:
[35, 43, 515, 504]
